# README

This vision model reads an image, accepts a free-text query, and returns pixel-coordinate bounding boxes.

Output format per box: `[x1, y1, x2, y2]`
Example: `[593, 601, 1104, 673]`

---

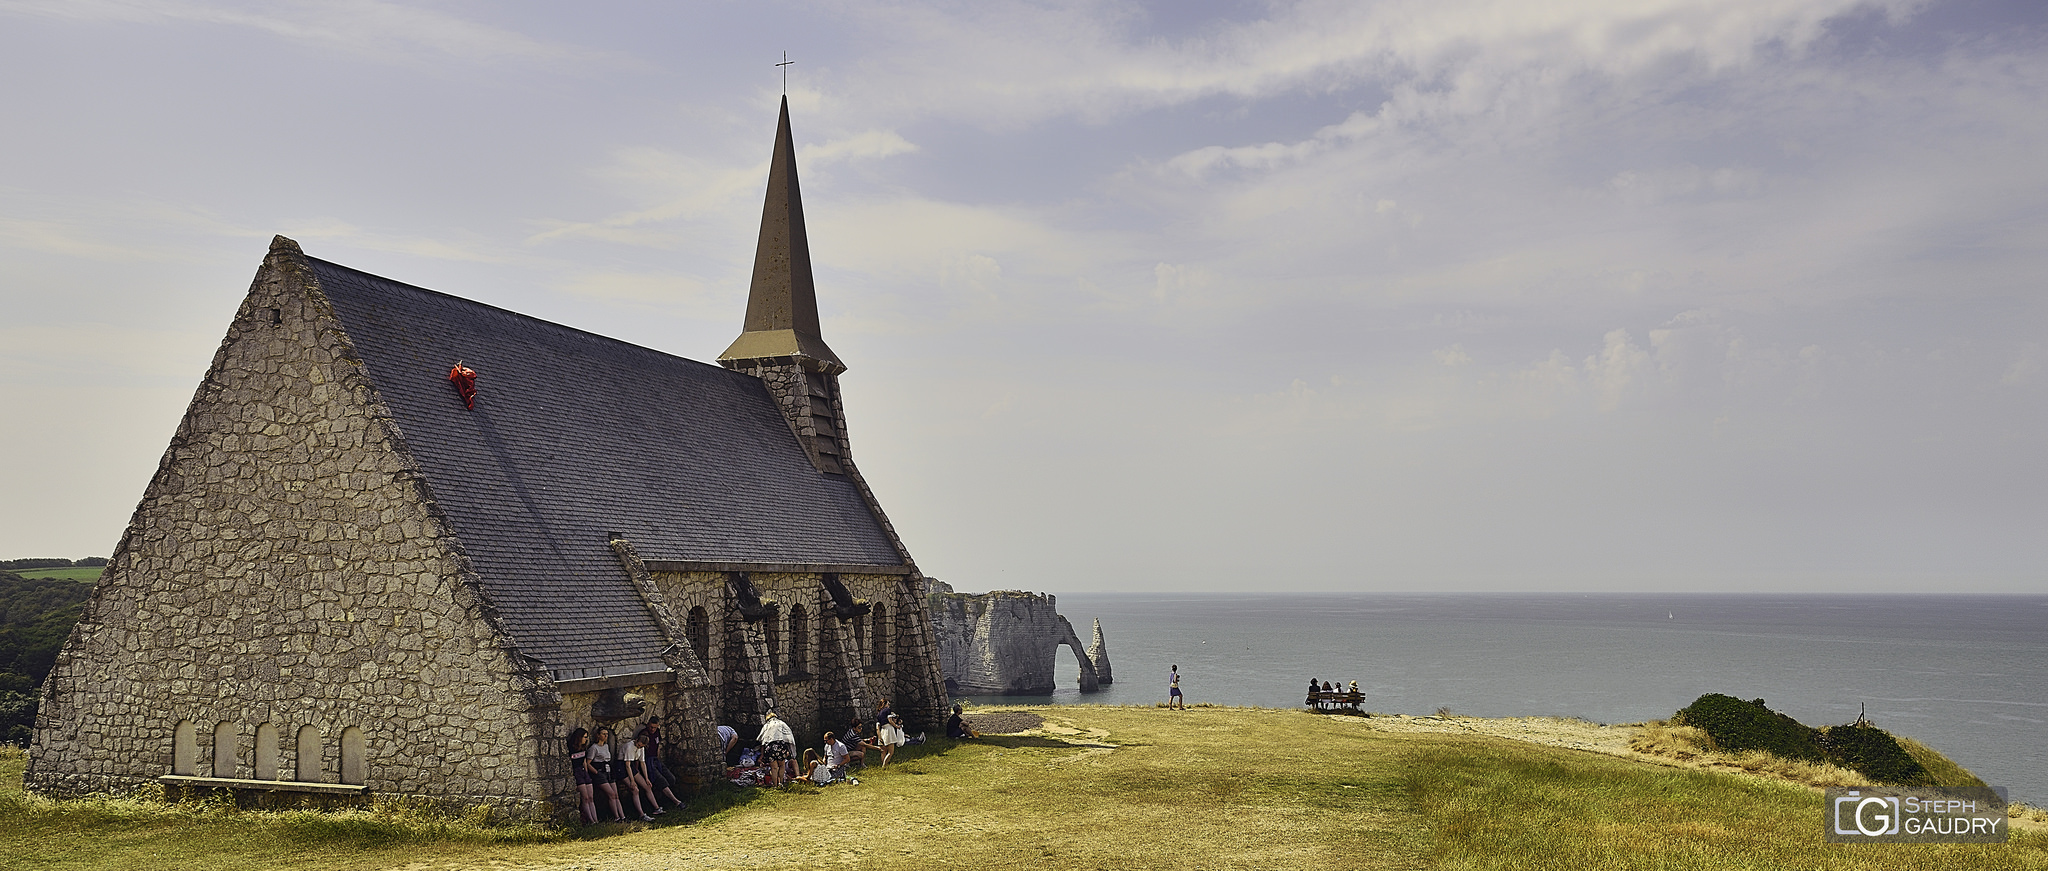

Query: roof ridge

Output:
[303, 255, 739, 378]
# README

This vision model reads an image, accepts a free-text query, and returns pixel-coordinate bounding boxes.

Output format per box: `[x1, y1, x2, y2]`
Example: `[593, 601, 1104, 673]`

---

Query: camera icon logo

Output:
[1833, 791, 1901, 837]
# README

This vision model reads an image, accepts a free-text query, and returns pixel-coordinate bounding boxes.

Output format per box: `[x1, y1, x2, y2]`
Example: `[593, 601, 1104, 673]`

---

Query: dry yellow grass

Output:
[7, 708, 2045, 870]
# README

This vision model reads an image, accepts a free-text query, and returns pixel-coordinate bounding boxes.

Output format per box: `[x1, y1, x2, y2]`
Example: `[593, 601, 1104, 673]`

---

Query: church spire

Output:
[719, 95, 844, 371]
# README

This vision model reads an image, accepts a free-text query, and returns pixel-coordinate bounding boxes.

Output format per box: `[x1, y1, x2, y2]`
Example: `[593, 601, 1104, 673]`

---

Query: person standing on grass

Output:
[586, 726, 627, 822]
[1168, 664, 1184, 710]
[757, 711, 797, 786]
[568, 728, 598, 824]
[877, 713, 906, 767]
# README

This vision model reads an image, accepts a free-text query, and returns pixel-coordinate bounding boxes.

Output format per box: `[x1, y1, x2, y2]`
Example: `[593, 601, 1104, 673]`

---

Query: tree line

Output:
[0, 557, 108, 570]
[0, 571, 93, 745]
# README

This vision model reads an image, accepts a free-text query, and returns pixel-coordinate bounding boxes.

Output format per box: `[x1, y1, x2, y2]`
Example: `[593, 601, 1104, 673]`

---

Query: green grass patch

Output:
[4, 710, 2044, 870]
[0, 748, 562, 870]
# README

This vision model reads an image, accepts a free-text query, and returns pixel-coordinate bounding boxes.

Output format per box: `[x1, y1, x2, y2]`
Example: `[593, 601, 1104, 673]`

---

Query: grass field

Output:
[3, 566, 102, 582]
[3, 706, 2042, 870]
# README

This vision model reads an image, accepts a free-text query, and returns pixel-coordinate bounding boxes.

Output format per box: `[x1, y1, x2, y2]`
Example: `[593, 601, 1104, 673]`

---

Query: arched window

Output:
[340, 726, 365, 785]
[172, 720, 197, 775]
[765, 613, 781, 673]
[295, 725, 322, 782]
[253, 722, 279, 780]
[687, 606, 711, 669]
[211, 722, 237, 778]
[852, 609, 868, 667]
[870, 603, 890, 669]
[787, 604, 809, 675]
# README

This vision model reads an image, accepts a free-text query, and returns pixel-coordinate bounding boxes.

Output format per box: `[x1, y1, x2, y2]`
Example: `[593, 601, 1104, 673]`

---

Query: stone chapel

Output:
[26, 98, 949, 817]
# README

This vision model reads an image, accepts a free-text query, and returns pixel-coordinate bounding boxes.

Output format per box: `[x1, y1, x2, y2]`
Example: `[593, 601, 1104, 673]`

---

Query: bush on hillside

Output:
[0, 571, 91, 745]
[1819, 722, 1929, 785]
[75, 557, 108, 567]
[1, 572, 95, 630]
[1674, 694, 1824, 761]
[0, 689, 34, 746]
[1672, 693, 1946, 786]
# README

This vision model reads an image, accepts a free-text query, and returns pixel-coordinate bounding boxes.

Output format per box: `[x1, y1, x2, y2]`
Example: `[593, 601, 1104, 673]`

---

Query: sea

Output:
[951, 593, 2048, 805]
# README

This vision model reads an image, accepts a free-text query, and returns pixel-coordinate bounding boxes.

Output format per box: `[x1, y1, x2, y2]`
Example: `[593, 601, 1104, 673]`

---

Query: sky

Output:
[0, 0, 2042, 593]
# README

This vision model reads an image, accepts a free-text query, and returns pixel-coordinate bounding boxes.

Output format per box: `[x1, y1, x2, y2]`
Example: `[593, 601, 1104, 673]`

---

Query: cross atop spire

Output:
[719, 96, 844, 371]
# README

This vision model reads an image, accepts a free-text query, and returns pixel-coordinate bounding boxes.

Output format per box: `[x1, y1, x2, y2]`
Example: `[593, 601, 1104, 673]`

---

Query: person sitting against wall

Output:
[756, 712, 798, 787]
[585, 726, 628, 822]
[568, 728, 599, 825]
[945, 704, 982, 739]
[634, 718, 687, 811]
[618, 732, 664, 821]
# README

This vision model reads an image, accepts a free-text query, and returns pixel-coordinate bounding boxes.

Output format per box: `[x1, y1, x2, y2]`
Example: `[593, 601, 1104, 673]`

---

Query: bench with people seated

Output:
[1306, 689, 1365, 714]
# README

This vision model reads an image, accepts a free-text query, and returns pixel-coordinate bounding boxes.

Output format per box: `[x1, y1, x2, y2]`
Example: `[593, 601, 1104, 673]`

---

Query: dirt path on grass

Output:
[1353, 713, 1642, 758]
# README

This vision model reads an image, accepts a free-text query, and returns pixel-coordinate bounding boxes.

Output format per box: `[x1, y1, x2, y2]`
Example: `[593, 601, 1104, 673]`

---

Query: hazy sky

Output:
[2, 0, 2042, 593]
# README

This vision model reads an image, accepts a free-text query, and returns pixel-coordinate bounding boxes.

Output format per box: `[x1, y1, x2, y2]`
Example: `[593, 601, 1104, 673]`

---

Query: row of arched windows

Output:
[172, 720, 364, 785]
[682, 600, 894, 678]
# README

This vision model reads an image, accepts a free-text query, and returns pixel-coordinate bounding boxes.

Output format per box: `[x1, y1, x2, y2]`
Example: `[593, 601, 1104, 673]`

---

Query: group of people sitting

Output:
[1306, 678, 1365, 712]
[566, 700, 992, 823]
[722, 699, 989, 789]
[567, 717, 689, 825]
[731, 698, 926, 788]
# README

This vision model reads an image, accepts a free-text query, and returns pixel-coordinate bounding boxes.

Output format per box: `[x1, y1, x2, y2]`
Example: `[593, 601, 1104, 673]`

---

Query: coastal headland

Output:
[3, 705, 2042, 870]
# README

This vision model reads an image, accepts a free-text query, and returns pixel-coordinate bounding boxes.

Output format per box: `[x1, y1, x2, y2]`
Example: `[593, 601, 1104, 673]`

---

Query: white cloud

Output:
[0, 0, 607, 66]
[800, 130, 920, 166]
[823, 0, 1915, 129]
[2003, 343, 2041, 386]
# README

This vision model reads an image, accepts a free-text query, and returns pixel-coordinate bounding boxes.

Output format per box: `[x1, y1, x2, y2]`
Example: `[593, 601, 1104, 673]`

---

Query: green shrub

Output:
[1674, 694, 1823, 761]
[1819, 722, 1929, 785]
[1674, 694, 1941, 786]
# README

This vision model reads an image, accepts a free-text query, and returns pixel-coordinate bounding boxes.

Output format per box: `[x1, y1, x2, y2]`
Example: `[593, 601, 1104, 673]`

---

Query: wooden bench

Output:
[158, 775, 368, 795]
[1307, 690, 1365, 714]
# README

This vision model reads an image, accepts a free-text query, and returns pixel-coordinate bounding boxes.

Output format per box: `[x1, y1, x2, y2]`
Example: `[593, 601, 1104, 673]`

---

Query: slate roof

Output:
[307, 257, 904, 680]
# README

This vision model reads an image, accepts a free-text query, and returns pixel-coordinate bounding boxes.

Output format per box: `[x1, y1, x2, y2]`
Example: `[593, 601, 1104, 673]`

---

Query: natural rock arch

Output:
[1054, 616, 1100, 693]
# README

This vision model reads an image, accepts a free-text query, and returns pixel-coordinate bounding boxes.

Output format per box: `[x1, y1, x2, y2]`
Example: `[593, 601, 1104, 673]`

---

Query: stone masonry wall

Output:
[649, 570, 918, 748]
[720, 353, 947, 732]
[26, 239, 561, 817]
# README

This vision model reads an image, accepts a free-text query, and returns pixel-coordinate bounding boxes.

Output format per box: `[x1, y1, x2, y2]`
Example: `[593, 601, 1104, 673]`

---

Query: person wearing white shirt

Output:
[618, 733, 660, 821]
[757, 712, 797, 786]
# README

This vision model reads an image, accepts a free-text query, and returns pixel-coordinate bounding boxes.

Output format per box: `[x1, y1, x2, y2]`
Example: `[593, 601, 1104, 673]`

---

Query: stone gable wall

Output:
[27, 241, 561, 817]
